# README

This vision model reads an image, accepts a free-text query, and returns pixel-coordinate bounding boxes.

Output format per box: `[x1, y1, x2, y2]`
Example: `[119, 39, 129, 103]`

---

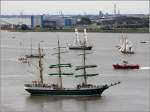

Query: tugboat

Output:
[24, 40, 120, 96]
[113, 60, 140, 69]
[119, 34, 134, 54]
[68, 29, 92, 50]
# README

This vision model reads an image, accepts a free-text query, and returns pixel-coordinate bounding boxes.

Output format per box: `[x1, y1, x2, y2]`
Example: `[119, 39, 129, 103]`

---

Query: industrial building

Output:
[31, 15, 44, 28]
[0, 15, 76, 30]
[0, 15, 31, 29]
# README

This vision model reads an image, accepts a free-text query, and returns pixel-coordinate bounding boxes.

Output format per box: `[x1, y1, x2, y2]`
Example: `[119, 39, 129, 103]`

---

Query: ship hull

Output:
[69, 46, 92, 50]
[121, 51, 134, 54]
[25, 86, 108, 96]
[113, 64, 139, 69]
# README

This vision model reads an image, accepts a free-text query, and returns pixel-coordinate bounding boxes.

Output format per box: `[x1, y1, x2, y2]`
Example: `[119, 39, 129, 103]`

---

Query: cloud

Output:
[1, 1, 149, 15]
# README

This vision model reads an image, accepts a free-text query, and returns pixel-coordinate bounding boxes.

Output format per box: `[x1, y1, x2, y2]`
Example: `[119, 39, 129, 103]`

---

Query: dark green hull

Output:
[69, 46, 92, 50]
[25, 86, 108, 96]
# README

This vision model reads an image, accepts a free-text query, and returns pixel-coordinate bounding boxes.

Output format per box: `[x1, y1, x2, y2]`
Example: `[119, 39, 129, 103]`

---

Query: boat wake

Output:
[7, 58, 19, 62]
[140, 67, 150, 70]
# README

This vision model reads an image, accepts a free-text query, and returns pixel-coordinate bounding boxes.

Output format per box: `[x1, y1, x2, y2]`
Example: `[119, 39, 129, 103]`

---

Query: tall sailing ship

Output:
[68, 29, 92, 50]
[119, 34, 134, 54]
[24, 40, 120, 96]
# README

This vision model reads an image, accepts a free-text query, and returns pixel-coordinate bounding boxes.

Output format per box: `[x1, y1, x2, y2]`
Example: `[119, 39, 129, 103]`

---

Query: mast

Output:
[49, 40, 73, 88]
[30, 38, 32, 55]
[83, 29, 89, 46]
[38, 43, 43, 84]
[75, 41, 98, 85]
[120, 35, 127, 52]
[124, 37, 127, 52]
[120, 33, 124, 46]
[73, 28, 80, 46]
[57, 40, 63, 88]
[83, 41, 87, 84]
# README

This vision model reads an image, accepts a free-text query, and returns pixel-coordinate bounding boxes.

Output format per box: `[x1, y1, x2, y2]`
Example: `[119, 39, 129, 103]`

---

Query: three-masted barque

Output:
[24, 40, 120, 96]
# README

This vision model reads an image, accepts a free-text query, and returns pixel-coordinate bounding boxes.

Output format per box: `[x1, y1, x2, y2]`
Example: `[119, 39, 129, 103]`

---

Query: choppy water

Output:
[1, 31, 149, 112]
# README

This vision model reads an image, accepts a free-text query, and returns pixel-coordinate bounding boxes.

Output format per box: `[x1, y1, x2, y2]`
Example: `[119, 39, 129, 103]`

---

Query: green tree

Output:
[77, 17, 91, 25]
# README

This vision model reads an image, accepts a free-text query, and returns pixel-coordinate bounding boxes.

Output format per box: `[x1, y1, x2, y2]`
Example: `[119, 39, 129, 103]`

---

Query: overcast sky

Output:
[1, 1, 149, 15]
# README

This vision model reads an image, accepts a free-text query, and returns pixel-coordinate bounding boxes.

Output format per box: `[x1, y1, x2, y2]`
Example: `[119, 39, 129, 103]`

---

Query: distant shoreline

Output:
[1, 28, 149, 33]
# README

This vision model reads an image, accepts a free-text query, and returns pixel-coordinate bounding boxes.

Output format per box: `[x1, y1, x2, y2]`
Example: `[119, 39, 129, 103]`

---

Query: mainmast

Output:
[38, 43, 43, 84]
[83, 42, 87, 84]
[49, 40, 73, 88]
[57, 40, 63, 88]
[75, 41, 98, 85]
[83, 29, 89, 46]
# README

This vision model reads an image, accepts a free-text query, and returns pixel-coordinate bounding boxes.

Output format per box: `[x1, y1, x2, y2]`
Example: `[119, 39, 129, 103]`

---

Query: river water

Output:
[0, 31, 149, 112]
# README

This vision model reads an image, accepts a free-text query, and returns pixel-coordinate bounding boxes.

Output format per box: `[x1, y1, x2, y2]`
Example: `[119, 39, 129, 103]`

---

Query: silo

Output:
[31, 15, 43, 28]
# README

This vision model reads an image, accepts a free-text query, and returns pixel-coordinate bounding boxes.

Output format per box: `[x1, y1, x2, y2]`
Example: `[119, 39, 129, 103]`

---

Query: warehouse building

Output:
[0, 15, 76, 30]
[31, 15, 44, 28]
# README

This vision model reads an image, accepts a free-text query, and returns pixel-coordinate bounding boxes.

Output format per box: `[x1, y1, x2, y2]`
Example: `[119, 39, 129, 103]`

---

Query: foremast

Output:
[75, 41, 98, 85]
[73, 28, 81, 46]
[49, 40, 73, 88]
